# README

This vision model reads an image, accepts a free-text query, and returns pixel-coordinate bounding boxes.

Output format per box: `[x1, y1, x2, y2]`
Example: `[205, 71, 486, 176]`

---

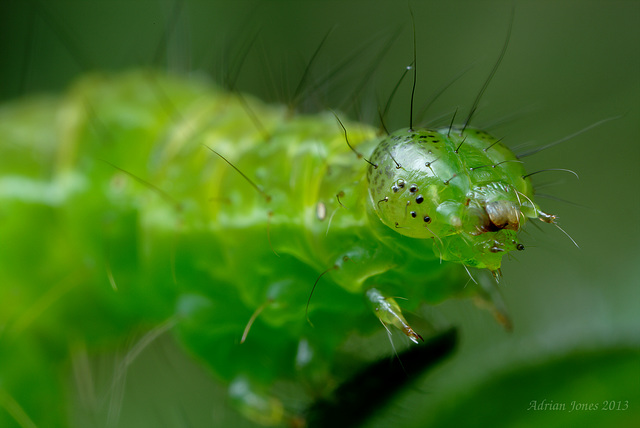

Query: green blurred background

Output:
[0, 0, 638, 427]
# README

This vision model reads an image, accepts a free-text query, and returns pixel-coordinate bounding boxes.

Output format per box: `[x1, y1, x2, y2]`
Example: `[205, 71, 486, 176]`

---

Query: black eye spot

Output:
[409, 185, 418, 193]
[423, 216, 431, 223]
[392, 186, 399, 193]
[516, 243, 525, 251]
[415, 195, 424, 204]
[410, 211, 417, 218]
[398, 180, 405, 188]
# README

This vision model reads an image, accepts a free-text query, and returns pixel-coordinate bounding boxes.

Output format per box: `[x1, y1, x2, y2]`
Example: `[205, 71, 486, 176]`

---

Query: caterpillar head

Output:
[367, 127, 552, 271]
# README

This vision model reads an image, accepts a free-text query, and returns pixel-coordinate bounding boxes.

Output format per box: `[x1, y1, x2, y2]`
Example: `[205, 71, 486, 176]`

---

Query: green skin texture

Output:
[0, 71, 540, 427]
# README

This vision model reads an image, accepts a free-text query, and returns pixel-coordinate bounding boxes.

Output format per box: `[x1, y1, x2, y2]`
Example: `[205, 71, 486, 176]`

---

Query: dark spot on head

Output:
[398, 180, 405, 188]
[392, 185, 399, 193]
[409, 185, 418, 193]
[416, 195, 424, 204]
[516, 243, 525, 251]
[410, 211, 417, 218]
[423, 216, 431, 223]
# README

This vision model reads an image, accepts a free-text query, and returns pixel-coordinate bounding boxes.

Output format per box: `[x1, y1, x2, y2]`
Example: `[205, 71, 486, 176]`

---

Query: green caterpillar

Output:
[0, 1, 610, 427]
[0, 75, 546, 426]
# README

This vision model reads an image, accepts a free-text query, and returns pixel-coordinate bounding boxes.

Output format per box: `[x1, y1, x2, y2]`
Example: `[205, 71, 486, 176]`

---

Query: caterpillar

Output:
[0, 1, 632, 428]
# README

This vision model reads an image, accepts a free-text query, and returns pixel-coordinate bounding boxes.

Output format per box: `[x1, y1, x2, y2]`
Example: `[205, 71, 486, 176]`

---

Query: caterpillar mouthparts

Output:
[367, 126, 547, 271]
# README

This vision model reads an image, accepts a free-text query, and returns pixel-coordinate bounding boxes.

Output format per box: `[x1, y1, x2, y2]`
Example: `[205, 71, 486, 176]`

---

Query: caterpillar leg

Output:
[473, 271, 513, 330]
[366, 288, 423, 344]
[228, 376, 285, 426]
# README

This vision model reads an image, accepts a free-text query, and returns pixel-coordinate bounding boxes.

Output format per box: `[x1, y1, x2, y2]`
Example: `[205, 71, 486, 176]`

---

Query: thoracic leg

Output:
[366, 288, 423, 343]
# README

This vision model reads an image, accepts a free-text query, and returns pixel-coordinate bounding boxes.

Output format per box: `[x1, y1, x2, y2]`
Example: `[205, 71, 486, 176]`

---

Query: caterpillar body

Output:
[0, 1, 615, 427]
[0, 69, 548, 426]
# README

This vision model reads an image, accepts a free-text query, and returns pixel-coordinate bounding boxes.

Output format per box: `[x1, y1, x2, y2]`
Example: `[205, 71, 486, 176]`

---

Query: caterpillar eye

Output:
[516, 243, 525, 251]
